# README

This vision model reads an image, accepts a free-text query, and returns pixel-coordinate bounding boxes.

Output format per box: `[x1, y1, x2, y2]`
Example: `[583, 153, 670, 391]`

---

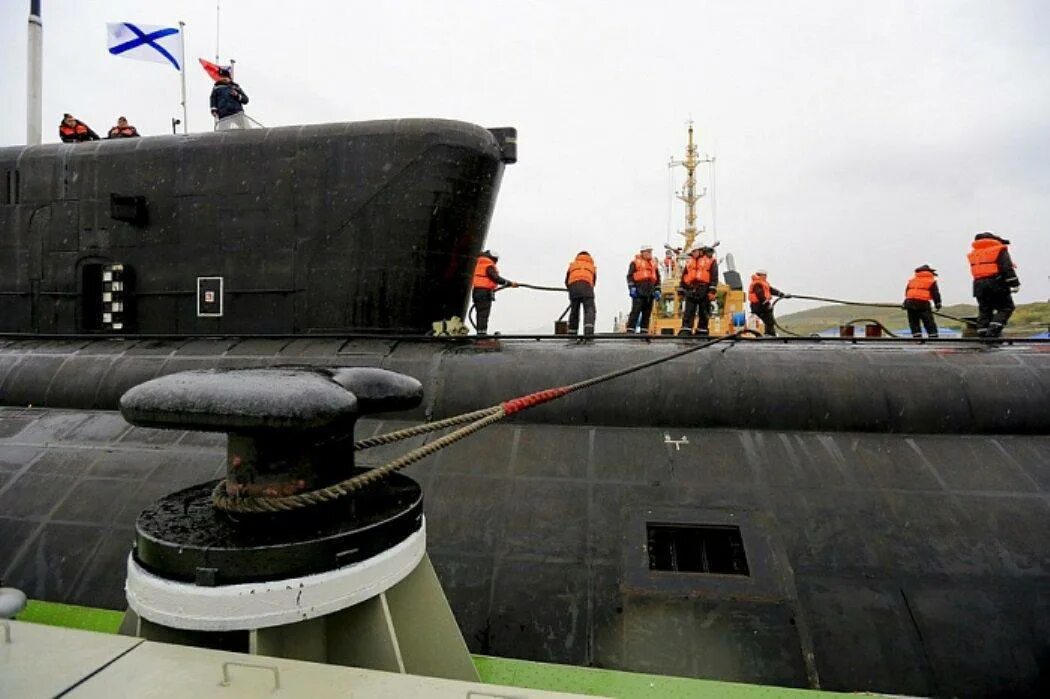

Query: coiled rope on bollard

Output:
[212, 329, 759, 513]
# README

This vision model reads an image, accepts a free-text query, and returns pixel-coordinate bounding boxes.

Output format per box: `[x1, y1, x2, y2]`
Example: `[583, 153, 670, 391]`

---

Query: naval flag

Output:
[198, 58, 232, 82]
[106, 22, 183, 70]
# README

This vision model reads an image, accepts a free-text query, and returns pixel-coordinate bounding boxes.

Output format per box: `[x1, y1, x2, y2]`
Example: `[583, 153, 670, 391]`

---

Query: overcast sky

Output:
[1, 0, 1046, 333]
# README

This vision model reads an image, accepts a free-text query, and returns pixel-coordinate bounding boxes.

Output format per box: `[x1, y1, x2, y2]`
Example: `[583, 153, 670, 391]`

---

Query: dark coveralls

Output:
[680, 257, 718, 335]
[210, 79, 249, 118]
[749, 279, 784, 337]
[903, 278, 941, 338]
[973, 249, 1019, 337]
[625, 260, 661, 332]
[472, 262, 508, 335]
[904, 300, 939, 338]
[565, 272, 596, 336]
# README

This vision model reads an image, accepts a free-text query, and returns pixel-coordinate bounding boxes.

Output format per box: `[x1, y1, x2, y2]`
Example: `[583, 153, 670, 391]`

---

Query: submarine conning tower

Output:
[0, 119, 517, 335]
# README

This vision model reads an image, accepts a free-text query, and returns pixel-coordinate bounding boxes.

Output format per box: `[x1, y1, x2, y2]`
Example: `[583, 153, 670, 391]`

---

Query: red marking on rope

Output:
[501, 387, 571, 415]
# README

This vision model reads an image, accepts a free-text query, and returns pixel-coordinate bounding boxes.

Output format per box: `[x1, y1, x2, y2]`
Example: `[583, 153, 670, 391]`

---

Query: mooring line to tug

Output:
[771, 292, 971, 337]
[467, 281, 566, 331]
[211, 329, 759, 513]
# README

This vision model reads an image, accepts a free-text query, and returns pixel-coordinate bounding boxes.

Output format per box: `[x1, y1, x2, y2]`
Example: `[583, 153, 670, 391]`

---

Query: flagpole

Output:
[26, 0, 42, 145]
[178, 20, 188, 134]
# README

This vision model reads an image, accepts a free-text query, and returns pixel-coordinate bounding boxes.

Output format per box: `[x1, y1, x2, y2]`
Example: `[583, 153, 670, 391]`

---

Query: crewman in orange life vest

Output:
[679, 245, 718, 336]
[58, 113, 99, 143]
[564, 251, 597, 337]
[748, 269, 789, 336]
[625, 245, 661, 333]
[471, 250, 516, 336]
[903, 264, 941, 338]
[106, 116, 140, 139]
[967, 232, 1019, 337]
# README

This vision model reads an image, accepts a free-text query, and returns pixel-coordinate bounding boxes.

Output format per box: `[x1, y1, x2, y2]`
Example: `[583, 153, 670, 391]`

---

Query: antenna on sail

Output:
[215, 0, 221, 62]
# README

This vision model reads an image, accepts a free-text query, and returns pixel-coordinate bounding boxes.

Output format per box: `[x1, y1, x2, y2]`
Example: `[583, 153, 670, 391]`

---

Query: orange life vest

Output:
[631, 255, 659, 283]
[905, 271, 936, 302]
[473, 256, 499, 290]
[748, 275, 771, 305]
[566, 254, 596, 286]
[967, 239, 1005, 280]
[109, 126, 138, 138]
[682, 256, 713, 286]
[59, 123, 89, 140]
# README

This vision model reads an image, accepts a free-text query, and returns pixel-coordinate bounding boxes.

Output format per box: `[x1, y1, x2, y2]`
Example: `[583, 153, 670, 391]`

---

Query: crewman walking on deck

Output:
[679, 245, 718, 335]
[625, 245, 661, 333]
[749, 269, 789, 336]
[967, 232, 1020, 337]
[903, 264, 941, 338]
[472, 250, 516, 336]
[565, 251, 597, 337]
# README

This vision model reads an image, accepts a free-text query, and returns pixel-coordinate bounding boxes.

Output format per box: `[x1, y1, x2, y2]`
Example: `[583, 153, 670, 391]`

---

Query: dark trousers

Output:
[626, 295, 653, 332]
[750, 303, 777, 336]
[905, 302, 938, 337]
[472, 288, 495, 334]
[568, 294, 596, 335]
[974, 280, 1014, 336]
[682, 294, 711, 335]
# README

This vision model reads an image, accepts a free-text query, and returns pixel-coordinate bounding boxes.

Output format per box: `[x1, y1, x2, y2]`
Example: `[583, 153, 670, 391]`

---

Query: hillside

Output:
[777, 301, 1050, 337]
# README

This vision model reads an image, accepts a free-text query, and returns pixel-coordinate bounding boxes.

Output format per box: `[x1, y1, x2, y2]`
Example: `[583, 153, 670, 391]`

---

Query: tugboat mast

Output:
[669, 121, 715, 252]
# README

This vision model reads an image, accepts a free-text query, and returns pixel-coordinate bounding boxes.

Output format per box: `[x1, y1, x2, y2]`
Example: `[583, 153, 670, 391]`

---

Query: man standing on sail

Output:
[211, 67, 250, 130]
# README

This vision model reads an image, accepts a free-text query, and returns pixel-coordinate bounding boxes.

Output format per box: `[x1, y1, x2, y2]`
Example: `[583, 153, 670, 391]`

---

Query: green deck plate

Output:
[473, 655, 843, 698]
[16, 600, 124, 634]
[17, 600, 847, 697]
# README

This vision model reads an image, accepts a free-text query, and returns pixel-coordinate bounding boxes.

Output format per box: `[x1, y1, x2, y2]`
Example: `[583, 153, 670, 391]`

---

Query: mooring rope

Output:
[212, 329, 758, 513]
[771, 293, 971, 337]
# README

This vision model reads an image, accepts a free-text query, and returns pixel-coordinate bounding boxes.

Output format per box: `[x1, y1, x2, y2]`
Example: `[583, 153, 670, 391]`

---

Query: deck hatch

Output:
[646, 523, 750, 575]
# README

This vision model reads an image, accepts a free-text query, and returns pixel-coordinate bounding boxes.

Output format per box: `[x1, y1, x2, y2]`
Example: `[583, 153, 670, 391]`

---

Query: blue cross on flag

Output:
[107, 22, 183, 70]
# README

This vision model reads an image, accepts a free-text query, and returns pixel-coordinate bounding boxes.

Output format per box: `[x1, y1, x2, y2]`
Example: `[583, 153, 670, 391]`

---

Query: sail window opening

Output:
[81, 263, 105, 331]
[646, 523, 750, 575]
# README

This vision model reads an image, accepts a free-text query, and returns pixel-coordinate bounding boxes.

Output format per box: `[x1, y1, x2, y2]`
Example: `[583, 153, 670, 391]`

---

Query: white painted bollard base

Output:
[126, 519, 426, 631]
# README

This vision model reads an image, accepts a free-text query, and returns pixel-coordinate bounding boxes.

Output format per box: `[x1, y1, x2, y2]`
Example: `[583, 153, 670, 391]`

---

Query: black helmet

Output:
[975, 231, 1010, 245]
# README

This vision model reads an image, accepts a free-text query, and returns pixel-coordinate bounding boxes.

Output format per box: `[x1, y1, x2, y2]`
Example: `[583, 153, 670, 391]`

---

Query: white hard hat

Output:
[689, 244, 702, 254]
[755, 269, 768, 276]
[640, 245, 653, 252]
[487, 249, 499, 259]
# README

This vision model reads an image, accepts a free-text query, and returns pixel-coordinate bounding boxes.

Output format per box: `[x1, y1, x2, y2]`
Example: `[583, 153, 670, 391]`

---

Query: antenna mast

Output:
[668, 121, 715, 251]
[215, 0, 221, 62]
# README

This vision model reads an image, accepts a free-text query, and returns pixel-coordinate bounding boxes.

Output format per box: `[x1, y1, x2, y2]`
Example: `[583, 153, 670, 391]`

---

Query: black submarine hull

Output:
[1, 336, 1049, 697]
[0, 120, 513, 334]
